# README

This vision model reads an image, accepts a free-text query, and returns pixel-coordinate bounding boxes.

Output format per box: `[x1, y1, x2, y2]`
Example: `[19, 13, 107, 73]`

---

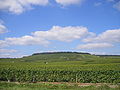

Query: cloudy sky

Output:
[0, 0, 120, 58]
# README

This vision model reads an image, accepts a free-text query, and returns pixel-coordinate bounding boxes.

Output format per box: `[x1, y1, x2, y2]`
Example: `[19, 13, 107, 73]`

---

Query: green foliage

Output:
[0, 64, 120, 83]
[0, 52, 120, 83]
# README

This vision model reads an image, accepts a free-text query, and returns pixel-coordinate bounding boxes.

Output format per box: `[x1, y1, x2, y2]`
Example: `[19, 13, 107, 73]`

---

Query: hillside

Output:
[0, 52, 120, 64]
[22, 52, 96, 62]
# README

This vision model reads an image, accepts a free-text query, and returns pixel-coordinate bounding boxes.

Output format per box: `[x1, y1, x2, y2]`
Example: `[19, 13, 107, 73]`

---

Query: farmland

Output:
[0, 52, 120, 87]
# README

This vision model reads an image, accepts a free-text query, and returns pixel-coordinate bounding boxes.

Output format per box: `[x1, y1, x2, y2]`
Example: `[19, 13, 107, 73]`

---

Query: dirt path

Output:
[29, 82, 119, 88]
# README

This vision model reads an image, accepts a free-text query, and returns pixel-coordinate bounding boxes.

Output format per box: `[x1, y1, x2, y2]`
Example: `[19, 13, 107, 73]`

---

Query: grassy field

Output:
[0, 52, 120, 89]
[0, 82, 120, 90]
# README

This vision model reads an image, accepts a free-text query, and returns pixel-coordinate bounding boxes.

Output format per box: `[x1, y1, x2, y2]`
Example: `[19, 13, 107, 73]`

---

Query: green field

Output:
[0, 82, 120, 90]
[0, 52, 120, 86]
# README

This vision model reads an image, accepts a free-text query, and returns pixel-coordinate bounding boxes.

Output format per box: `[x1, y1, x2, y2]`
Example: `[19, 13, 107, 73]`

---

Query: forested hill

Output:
[32, 52, 91, 55]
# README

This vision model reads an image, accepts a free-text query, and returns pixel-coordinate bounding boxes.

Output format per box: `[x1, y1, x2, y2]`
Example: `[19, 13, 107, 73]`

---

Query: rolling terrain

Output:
[0, 52, 120, 83]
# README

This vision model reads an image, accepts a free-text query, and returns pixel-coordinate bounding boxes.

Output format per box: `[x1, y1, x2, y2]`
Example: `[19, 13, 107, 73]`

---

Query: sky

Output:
[0, 0, 120, 58]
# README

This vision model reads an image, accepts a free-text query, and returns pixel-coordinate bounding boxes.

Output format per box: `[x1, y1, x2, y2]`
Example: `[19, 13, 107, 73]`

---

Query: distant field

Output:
[0, 52, 120, 84]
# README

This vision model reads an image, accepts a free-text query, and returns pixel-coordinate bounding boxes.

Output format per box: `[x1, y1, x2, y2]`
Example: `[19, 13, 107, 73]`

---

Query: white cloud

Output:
[32, 26, 89, 42]
[0, 49, 17, 54]
[76, 28, 120, 50]
[0, 53, 26, 58]
[0, 49, 18, 58]
[0, 48, 29, 58]
[77, 43, 113, 49]
[83, 29, 120, 43]
[5, 35, 50, 46]
[1, 26, 90, 47]
[55, 0, 84, 6]
[0, 54, 11, 58]
[113, 1, 120, 11]
[0, 40, 9, 48]
[0, 0, 49, 14]
[0, 23, 7, 34]
[88, 51, 107, 55]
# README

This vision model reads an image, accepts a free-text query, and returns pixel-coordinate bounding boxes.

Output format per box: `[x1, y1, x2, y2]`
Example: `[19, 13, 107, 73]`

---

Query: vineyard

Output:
[0, 52, 120, 83]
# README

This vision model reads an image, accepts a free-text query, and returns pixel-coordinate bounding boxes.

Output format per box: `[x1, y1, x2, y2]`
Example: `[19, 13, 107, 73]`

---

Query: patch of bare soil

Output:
[10, 81, 119, 88]
[35, 82, 119, 88]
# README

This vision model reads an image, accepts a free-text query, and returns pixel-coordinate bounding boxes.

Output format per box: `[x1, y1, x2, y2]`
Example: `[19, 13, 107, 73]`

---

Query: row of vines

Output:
[0, 68, 120, 83]
[0, 62, 120, 83]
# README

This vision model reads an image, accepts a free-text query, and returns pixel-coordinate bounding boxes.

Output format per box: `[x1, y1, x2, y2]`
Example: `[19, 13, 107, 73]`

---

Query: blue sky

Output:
[0, 0, 120, 58]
